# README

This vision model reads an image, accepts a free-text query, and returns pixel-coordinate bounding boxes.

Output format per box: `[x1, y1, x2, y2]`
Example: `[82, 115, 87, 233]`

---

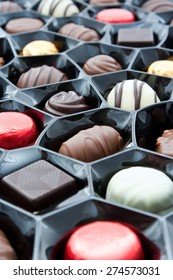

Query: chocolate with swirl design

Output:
[44, 91, 90, 116]
[58, 125, 123, 162]
[0, 230, 17, 260]
[82, 54, 122, 75]
[38, 0, 79, 17]
[58, 23, 100, 42]
[106, 79, 160, 111]
[17, 65, 68, 88]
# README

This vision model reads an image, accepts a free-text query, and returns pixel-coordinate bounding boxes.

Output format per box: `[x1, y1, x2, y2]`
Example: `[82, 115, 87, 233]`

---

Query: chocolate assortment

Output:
[1, 0, 173, 260]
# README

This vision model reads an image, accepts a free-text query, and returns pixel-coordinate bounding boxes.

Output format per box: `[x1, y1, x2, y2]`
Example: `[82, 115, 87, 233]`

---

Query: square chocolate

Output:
[0, 160, 77, 212]
[117, 28, 155, 47]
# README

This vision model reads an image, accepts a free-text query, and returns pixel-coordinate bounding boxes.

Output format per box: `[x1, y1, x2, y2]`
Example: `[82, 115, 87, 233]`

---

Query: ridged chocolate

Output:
[107, 79, 160, 110]
[38, 0, 79, 17]
[0, 230, 17, 260]
[0, 159, 78, 212]
[58, 125, 124, 162]
[0, 1, 22, 13]
[17, 65, 68, 88]
[58, 23, 100, 41]
[44, 91, 90, 116]
[142, 0, 173, 12]
[83, 54, 122, 75]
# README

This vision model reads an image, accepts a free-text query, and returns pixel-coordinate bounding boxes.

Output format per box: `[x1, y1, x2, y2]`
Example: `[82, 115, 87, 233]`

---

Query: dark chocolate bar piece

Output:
[117, 28, 155, 47]
[0, 160, 77, 212]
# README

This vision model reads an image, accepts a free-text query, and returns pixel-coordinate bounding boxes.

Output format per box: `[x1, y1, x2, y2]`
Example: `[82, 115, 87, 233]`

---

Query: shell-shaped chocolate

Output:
[44, 91, 90, 116]
[82, 54, 122, 75]
[107, 79, 160, 110]
[17, 65, 68, 88]
[0, 1, 22, 13]
[38, 0, 79, 17]
[0, 230, 17, 260]
[58, 23, 100, 42]
[58, 125, 124, 162]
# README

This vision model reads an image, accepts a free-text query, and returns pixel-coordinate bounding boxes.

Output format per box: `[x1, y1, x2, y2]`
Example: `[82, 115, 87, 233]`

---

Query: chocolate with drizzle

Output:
[38, 0, 79, 17]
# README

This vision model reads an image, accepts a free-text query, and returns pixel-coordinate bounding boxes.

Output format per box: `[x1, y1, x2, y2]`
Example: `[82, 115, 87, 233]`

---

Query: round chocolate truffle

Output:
[83, 54, 122, 75]
[16, 65, 68, 88]
[148, 60, 173, 77]
[0, 112, 38, 150]
[0, 230, 17, 260]
[58, 23, 100, 42]
[64, 221, 144, 260]
[96, 8, 135, 24]
[20, 40, 59, 56]
[106, 166, 173, 213]
[44, 91, 90, 116]
[5, 18, 44, 34]
[0, 1, 22, 13]
[58, 125, 123, 162]
[156, 129, 173, 157]
[141, 0, 173, 12]
[38, 0, 79, 17]
[106, 79, 160, 110]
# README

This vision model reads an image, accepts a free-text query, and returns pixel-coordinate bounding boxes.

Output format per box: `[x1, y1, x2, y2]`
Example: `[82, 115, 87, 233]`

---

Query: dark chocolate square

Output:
[0, 160, 77, 212]
[117, 28, 155, 47]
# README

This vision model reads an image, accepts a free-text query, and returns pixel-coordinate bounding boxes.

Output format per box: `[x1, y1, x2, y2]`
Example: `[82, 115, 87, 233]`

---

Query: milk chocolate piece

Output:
[0, 230, 17, 260]
[156, 129, 173, 157]
[17, 65, 68, 88]
[0, 160, 78, 212]
[44, 91, 90, 116]
[0, 57, 5, 67]
[117, 28, 155, 47]
[0, 1, 22, 13]
[83, 54, 122, 75]
[5, 18, 44, 34]
[58, 23, 100, 42]
[59, 125, 124, 162]
[142, 0, 173, 12]
[0, 213, 31, 259]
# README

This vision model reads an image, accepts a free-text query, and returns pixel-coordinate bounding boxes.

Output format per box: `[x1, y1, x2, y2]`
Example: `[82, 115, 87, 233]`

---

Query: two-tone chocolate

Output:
[44, 91, 90, 116]
[38, 0, 79, 17]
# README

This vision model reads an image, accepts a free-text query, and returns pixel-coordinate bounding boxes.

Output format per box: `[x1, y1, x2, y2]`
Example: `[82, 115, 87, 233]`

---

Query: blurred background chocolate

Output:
[141, 0, 173, 12]
[5, 17, 44, 34]
[0, 1, 22, 13]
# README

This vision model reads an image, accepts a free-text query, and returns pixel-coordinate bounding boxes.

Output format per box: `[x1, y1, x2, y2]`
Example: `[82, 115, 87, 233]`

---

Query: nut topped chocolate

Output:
[106, 79, 160, 110]
[0, 230, 17, 260]
[58, 23, 100, 42]
[44, 91, 90, 116]
[17, 65, 68, 88]
[82, 54, 122, 75]
[59, 125, 124, 162]
[0, 159, 78, 212]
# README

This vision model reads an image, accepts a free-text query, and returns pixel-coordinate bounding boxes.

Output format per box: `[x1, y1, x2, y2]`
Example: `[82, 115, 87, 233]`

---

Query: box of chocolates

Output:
[1, 0, 173, 260]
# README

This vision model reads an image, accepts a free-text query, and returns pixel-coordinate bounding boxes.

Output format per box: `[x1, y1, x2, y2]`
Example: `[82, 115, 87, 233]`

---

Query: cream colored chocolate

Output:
[0, 230, 17, 260]
[107, 79, 160, 110]
[148, 60, 173, 77]
[59, 125, 123, 162]
[38, 0, 79, 17]
[106, 167, 173, 213]
[21, 40, 59, 56]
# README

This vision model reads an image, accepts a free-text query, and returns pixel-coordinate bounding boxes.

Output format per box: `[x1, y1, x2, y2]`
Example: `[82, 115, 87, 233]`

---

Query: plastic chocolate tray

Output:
[1, 0, 173, 260]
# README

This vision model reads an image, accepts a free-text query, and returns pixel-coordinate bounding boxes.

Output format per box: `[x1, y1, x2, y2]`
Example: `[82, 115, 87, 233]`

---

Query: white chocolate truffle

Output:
[106, 79, 160, 110]
[106, 166, 173, 213]
[38, 0, 79, 17]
